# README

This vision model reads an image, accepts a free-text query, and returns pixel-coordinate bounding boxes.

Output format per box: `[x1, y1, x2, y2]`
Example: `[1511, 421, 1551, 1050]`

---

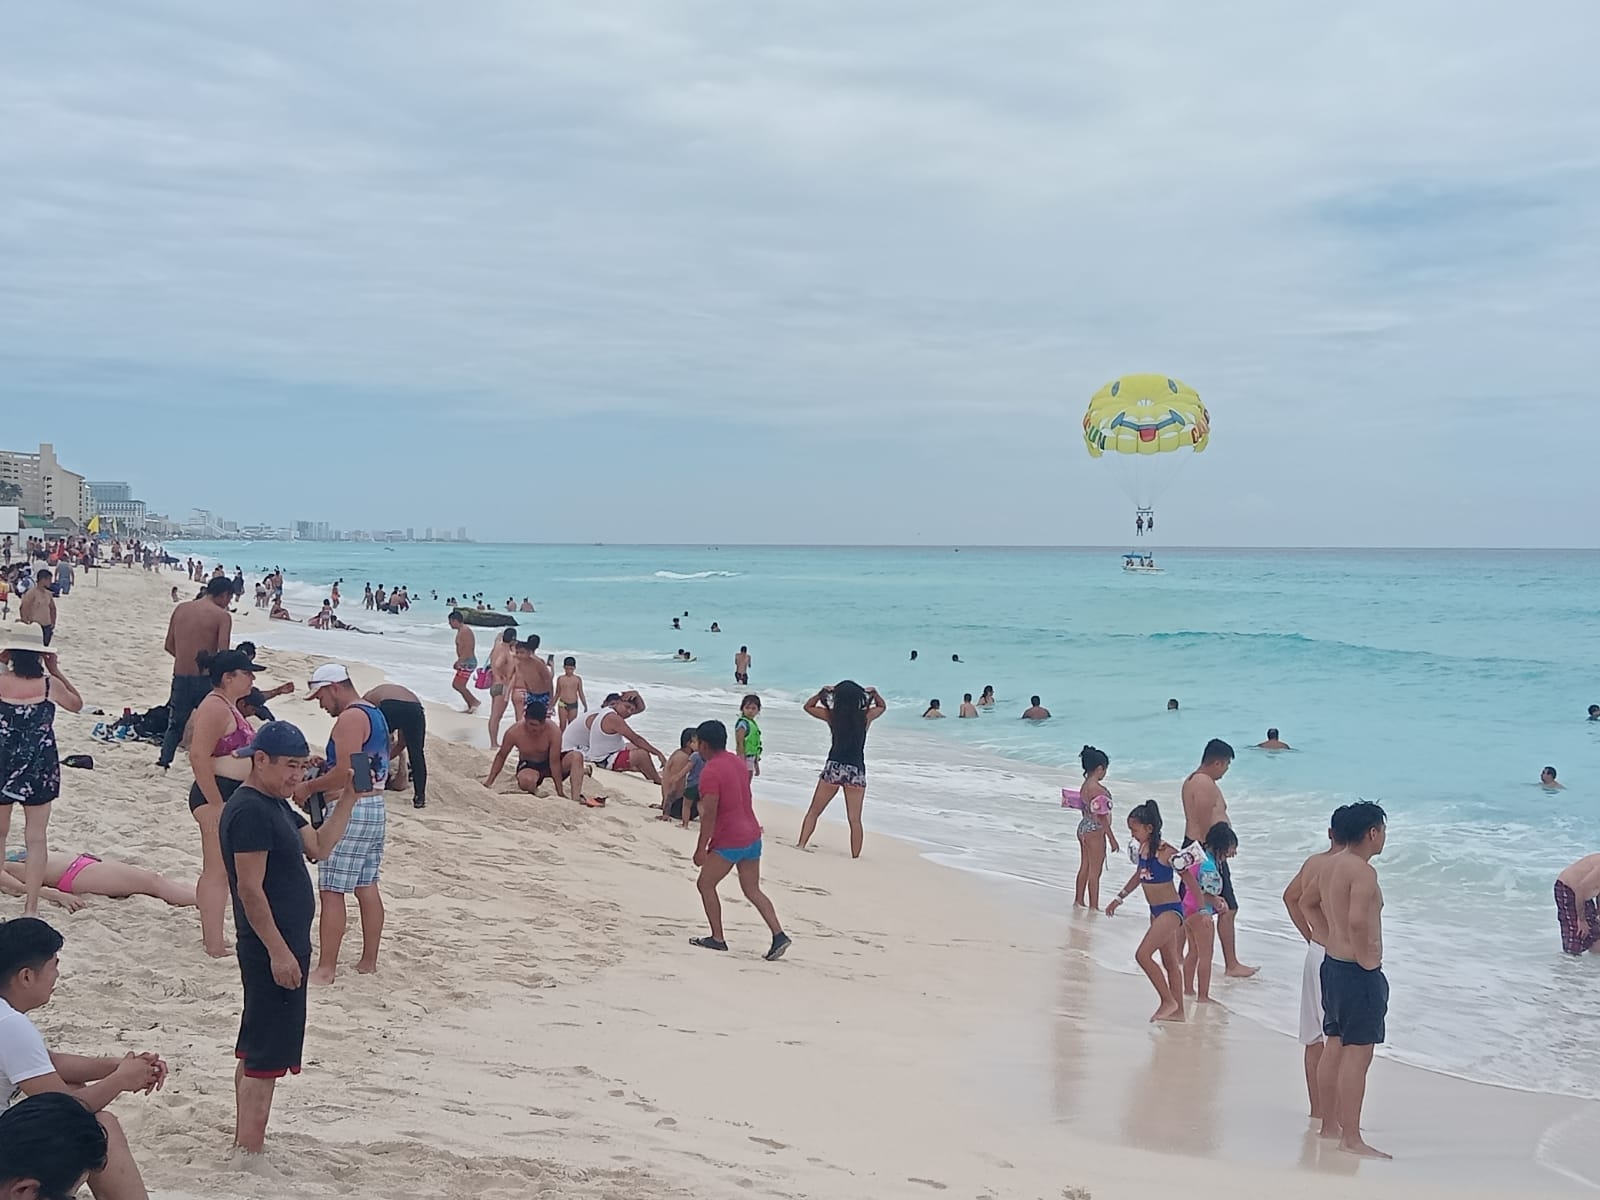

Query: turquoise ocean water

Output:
[176, 541, 1600, 1100]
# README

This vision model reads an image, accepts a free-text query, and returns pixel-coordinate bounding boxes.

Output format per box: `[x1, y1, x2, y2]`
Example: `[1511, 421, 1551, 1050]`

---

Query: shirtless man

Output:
[17, 569, 56, 646]
[484, 699, 567, 797]
[157, 576, 234, 768]
[1258, 728, 1292, 750]
[1282, 808, 1348, 1120]
[1181, 739, 1256, 977]
[485, 629, 518, 747]
[1310, 801, 1390, 1159]
[553, 656, 587, 730]
[510, 635, 555, 719]
[958, 693, 979, 718]
[734, 646, 751, 686]
[1554, 853, 1600, 955]
[1021, 695, 1051, 720]
[363, 682, 428, 809]
[447, 611, 480, 713]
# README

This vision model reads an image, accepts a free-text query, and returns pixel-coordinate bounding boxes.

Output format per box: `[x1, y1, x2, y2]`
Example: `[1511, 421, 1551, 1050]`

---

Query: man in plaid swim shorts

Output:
[293, 663, 390, 985]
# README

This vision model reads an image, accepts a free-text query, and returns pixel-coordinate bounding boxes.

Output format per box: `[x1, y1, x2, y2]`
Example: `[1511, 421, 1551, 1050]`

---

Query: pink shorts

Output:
[57, 853, 100, 894]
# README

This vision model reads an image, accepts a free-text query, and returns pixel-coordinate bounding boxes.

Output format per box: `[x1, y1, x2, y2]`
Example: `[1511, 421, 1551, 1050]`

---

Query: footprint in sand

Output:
[906, 1179, 948, 1191]
[748, 1136, 787, 1151]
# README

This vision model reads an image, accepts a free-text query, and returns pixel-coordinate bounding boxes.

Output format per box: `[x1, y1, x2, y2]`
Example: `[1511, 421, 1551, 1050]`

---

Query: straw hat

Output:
[0, 623, 51, 653]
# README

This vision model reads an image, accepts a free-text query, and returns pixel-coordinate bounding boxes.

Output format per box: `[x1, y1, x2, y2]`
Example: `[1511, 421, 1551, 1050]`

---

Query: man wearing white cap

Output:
[292, 664, 390, 985]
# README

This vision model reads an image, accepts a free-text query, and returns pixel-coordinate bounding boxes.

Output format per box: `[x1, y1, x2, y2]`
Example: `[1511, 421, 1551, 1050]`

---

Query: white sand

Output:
[15, 566, 1597, 1198]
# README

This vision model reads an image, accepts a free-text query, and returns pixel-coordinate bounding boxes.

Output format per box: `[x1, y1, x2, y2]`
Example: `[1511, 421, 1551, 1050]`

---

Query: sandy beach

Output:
[14, 563, 1598, 1199]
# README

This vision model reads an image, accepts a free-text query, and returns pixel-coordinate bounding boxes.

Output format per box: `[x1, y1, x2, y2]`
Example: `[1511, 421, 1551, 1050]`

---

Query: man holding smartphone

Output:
[294, 663, 391, 986]
[221, 720, 358, 1154]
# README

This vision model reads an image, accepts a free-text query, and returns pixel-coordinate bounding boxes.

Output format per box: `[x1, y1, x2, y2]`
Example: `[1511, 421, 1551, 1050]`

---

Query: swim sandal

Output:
[764, 933, 792, 961]
[689, 937, 728, 952]
[63, 754, 95, 770]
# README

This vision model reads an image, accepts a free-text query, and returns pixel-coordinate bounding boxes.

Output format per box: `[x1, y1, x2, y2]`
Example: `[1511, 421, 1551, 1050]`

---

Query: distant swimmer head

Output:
[910, 650, 918, 661]
[1203, 821, 1239, 860]
[981, 686, 994, 699]
[1266, 728, 1279, 740]
[924, 699, 941, 713]
[1589, 705, 1599, 720]
[963, 693, 973, 703]
[1332, 800, 1386, 852]
[1080, 745, 1109, 777]
[1167, 698, 1180, 711]
[1031, 695, 1042, 707]
[951, 654, 961, 663]
[1541, 766, 1559, 785]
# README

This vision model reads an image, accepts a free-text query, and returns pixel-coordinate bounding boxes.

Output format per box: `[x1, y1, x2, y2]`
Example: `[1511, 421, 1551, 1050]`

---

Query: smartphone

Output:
[350, 751, 373, 794]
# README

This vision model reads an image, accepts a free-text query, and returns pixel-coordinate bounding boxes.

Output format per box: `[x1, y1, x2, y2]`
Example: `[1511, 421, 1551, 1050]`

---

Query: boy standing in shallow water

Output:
[689, 719, 789, 960]
[554, 657, 587, 730]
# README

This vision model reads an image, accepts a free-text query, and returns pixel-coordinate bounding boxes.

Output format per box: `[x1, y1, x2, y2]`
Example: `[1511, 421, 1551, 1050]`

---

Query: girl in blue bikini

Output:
[1105, 801, 1186, 1022]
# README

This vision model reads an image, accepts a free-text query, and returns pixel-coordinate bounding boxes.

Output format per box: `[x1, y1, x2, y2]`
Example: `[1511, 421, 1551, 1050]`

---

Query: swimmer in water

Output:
[1588, 704, 1599, 721]
[977, 685, 995, 708]
[1021, 695, 1051, 720]
[1541, 766, 1565, 790]
[1258, 727, 1292, 750]
[922, 699, 944, 719]
[910, 650, 918, 661]
[1167, 698, 1180, 711]
[958, 693, 979, 718]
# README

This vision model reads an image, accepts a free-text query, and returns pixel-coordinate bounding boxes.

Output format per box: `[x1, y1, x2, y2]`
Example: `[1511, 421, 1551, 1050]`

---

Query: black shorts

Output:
[1319, 956, 1388, 1046]
[236, 942, 311, 1078]
[1181, 836, 1239, 912]
[516, 759, 552, 786]
[669, 792, 701, 821]
[189, 775, 243, 814]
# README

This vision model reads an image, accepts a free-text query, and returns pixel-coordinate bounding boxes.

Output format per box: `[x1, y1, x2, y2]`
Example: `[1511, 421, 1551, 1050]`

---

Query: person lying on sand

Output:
[2, 851, 196, 911]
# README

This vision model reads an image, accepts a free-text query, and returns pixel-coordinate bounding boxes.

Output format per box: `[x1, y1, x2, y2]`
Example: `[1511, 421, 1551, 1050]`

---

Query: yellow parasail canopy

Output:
[1083, 374, 1210, 458]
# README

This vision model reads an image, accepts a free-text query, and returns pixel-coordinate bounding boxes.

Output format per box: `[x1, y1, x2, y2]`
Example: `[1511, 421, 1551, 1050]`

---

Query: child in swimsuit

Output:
[1105, 800, 1186, 1023]
[1173, 822, 1236, 1003]
[1072, 745, 1119, 911]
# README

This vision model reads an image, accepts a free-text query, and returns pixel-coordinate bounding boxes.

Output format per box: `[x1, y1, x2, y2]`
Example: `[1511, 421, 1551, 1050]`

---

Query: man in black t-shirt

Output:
[219, 721, 360, 1155]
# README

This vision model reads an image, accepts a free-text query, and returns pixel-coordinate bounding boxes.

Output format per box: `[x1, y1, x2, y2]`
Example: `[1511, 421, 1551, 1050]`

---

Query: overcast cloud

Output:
[2, 1, 1596, 545]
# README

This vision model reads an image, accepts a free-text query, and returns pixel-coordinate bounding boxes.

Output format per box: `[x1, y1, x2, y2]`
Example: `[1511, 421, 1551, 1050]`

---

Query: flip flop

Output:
[579, 795, 607, 808]
[690, 937, 728, 952]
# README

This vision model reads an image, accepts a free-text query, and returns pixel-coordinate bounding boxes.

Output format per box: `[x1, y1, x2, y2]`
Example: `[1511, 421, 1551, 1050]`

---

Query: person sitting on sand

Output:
[269, 599, 296, 622]
[958, 693, 979, 718]
[977, 685, 995, 708]
[484, 699, 567, 798]
[1021, 695, 1051, 720]
[580, 692, 667, 786]
[660, 727, 698, 822]
[1105, 801, 1186, 1023]
[688, 719, 790, 961]
[922, 699, 944, 719]
[1258, 727, 1292, 750]
[1541, 766, 1566, 790]
[0, 1090, 112, 1200]
[2, 849, 196, 910]
[0, 917, 165, 1200]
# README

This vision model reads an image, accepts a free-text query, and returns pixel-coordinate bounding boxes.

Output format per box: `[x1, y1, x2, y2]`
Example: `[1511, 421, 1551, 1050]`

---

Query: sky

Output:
[2, 1, 1597, 547]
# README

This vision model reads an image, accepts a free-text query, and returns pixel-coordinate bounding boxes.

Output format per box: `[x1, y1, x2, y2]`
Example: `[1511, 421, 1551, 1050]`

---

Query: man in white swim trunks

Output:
[1281, 807, 1347, 1122]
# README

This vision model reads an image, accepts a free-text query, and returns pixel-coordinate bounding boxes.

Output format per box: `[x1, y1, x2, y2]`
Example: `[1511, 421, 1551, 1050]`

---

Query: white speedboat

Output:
[1122, 553, 1164, 574]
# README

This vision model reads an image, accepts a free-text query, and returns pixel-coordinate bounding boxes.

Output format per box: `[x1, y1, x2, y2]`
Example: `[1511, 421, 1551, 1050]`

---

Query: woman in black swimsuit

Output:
[796, 680, 886, 858]
[0, 632, 85, 916]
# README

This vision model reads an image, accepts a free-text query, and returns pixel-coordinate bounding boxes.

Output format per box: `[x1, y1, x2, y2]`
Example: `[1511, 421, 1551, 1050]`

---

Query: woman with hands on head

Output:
[796, 681, 886, 858]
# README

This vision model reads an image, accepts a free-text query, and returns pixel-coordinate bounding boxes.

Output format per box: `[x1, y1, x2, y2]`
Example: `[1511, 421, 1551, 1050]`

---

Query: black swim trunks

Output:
[235, 941, 310, 1078]
[1319, 955, 1388, 1047]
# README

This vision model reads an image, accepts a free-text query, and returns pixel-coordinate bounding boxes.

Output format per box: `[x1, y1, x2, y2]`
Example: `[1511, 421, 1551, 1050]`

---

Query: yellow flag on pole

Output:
[88, 515, 100, 534]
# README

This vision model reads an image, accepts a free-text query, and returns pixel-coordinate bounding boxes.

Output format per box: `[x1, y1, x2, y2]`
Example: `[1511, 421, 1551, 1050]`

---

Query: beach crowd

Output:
[1, 548, 1598, 1195]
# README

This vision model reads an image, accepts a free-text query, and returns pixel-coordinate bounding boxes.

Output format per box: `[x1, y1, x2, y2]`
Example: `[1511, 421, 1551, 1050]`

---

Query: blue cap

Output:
[233, 720, 311, 758]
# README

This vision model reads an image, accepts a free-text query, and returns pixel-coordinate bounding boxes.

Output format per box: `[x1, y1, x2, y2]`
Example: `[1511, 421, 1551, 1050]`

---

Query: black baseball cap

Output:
[233, 720, 311, 758]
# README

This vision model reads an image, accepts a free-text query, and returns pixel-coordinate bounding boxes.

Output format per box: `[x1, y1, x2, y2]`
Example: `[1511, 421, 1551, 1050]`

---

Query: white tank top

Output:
[560, 710, 592, 755]
[585, 708, 628, 759]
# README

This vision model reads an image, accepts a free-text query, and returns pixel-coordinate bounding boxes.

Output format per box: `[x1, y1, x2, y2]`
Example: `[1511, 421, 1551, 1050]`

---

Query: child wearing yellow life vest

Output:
[735, 694, 762, 778]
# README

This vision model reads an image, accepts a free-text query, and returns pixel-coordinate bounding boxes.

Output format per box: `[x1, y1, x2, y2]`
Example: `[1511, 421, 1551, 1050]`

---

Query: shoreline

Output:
[30, 564, 1598, 1197]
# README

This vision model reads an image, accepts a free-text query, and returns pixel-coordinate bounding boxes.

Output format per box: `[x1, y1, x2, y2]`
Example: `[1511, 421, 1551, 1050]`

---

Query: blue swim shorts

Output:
[714, 838, 763, 864]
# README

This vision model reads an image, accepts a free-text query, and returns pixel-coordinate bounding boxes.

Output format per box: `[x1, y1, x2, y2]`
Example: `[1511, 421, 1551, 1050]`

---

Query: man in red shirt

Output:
[689, 720, 790, 960]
